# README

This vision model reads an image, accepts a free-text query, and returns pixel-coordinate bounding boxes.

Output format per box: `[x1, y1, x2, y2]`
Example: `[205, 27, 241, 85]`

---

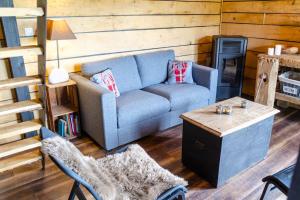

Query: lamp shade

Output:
[47, 20, 76, 40]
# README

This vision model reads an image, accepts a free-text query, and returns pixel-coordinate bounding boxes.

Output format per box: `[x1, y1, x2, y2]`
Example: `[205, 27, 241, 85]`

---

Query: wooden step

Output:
[0, 136, 41, 158]
[0, 76, 42, 90]
[0, 46, 43, 59]
[0, 8, 44, 17]
[0, 120, 42, 140]
[0, 100, 42, 117]
[0, 150, 42, 173]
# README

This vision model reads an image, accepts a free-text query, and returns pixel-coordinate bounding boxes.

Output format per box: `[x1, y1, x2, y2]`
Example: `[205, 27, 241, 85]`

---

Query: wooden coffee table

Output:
[180, 97, 280, 187]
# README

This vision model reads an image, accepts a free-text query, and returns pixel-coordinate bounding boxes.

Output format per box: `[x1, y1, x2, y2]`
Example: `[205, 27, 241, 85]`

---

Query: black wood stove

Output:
[212, 35, 248, 101]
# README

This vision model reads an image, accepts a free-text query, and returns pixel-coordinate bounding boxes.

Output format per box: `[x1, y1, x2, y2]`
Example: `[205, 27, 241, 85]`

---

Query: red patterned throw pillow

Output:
[167, 60, 193, 84]
[90, 69, 120, 97]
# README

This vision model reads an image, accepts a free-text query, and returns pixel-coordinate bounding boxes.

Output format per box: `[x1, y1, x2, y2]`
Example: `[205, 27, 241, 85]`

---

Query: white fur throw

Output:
[42, 136, 187, 200]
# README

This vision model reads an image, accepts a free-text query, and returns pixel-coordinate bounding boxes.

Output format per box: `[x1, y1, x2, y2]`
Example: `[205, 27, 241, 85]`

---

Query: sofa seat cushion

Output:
[116, 90, 170, 128]
[143, 83, 210, 111]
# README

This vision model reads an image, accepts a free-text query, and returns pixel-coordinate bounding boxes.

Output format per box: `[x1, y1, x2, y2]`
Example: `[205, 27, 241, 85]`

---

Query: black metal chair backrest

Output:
[288, 148, 300, 200]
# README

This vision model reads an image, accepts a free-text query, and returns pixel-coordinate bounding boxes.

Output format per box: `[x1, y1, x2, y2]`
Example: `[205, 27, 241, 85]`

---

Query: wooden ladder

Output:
[0, 0, 47, 173]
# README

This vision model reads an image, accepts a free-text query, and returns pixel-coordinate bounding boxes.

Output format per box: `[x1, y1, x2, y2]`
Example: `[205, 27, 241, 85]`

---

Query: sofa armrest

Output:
[192, 63, 218, 104]
[70, 73, 118, 150]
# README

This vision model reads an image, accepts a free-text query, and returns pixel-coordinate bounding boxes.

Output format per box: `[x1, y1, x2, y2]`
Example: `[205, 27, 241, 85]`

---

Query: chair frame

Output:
[41, 128, 187, 200]
[260, 165, 296, 200]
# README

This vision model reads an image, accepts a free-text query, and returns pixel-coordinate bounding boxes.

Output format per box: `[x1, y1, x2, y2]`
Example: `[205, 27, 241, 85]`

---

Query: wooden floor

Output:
[0, 108, 299, 200]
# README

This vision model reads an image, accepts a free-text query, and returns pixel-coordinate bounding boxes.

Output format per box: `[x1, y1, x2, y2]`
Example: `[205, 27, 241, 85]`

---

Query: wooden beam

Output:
[254, 54, 279, 107]
[0, 100, 42, 117]
[0, 136, 41, 158]
[0, 120, 42, 140]
[0, 76, 41, 90]
[37, 0, 48, 128]
[0, 0, 36, 137]
[276, 92, 300, 106]
[0, 150, 42, 173]
[0, 8, 44, 17]
[0, 46, 43, 59]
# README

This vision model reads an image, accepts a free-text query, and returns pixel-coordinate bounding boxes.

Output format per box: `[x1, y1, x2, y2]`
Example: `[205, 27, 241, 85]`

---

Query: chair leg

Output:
[68, 181, 88, 200]
[159, 189, 186, 200]
[172, 190, 186, 200]
[178, 190, 186, 200]
[41, 153, 46, 170]
[260, 182, 270, 200]
[68, 182, 78, 200]
[74, 186, 88, 200]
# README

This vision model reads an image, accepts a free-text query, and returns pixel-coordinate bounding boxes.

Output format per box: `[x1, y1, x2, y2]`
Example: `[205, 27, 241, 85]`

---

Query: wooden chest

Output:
[181, 97, 279, 187]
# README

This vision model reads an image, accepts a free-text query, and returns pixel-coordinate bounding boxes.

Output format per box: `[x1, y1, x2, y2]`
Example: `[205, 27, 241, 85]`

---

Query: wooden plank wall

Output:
[221, 0, 300, 96]
[0, 0, 221, 127]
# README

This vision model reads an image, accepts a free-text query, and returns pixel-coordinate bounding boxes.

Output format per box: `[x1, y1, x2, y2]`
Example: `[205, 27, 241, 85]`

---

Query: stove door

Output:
[218, 55, 243, 88]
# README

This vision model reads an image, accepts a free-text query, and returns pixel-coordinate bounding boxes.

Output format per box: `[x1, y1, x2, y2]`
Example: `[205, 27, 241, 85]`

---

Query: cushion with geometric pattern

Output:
[166, 60, 193, 84]
[90, 69, 120, 97]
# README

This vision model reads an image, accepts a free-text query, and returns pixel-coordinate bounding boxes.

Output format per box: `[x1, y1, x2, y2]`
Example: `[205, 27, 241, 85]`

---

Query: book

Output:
[56, 113, 80, 139]
[70, 114, 76, 136]
[57, 119, 65, 137]
[74, 114, 81, 136]
[58, 119, 68, 137]
[65, 115, 72, 136]
[64, 120, 68, 137]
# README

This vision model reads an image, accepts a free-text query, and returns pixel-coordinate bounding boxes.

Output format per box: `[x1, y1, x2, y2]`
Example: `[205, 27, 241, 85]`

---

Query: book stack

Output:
[57, 113, 80, 138]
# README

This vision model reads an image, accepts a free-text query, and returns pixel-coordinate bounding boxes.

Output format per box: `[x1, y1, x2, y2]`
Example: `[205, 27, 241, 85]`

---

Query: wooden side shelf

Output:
[46, 80, 81, 139]
[52, 104, 78, 117]
[46, 79, 76, 88]
[275, 92, 300, 105]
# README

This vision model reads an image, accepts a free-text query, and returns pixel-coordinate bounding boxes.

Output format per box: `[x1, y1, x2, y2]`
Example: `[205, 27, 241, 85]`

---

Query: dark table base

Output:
[182, 116, 274, 187]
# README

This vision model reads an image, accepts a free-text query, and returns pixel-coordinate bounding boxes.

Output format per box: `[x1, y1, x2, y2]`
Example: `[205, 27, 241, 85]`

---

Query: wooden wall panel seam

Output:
[0, 0, 221, 126]
[24, 42, 213, 62]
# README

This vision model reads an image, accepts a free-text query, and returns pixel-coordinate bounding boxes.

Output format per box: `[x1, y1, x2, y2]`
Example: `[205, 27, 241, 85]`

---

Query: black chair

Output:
[260, 164, 296, 200]
[288, 148, 300, 200]
[41, 128, 187, 200]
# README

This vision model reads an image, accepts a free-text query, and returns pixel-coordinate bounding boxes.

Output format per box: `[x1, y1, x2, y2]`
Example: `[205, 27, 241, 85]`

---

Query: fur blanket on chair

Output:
[42, 136, 187, 200]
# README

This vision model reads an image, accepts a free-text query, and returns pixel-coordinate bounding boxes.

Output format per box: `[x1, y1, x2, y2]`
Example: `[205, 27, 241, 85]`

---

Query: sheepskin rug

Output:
[42, 136, 187, 200]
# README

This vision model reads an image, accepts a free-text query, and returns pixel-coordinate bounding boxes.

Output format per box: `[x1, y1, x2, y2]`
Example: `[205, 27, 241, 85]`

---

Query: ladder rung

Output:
[0, 8, 44, 17]
[0, 150, 42, 173]
[0, 136, 41, 158]
[0, 76, 42, 90]
[0, 100, 42, 117]
[0, 120, 42, 140]
[0, 46, 43, 59]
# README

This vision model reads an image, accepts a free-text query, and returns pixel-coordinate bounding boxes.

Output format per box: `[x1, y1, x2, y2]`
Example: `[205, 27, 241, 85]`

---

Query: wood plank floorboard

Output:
[0, 108, 299, 200]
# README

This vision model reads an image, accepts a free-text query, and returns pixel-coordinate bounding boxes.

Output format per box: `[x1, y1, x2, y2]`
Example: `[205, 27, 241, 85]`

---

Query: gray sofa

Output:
[71, 50, 218, 150]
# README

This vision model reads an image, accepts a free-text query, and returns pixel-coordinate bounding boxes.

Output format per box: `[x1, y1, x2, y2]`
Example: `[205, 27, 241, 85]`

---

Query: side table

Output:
[45, 79, 81, 139]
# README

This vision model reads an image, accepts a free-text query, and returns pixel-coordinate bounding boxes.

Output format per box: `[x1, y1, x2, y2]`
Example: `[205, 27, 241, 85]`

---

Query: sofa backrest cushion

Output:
[134, 50, 175, 88]
[81, 55, 142, 94]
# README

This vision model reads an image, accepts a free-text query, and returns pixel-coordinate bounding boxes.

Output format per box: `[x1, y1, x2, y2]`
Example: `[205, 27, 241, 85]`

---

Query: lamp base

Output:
[48, 67, 69, 84]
